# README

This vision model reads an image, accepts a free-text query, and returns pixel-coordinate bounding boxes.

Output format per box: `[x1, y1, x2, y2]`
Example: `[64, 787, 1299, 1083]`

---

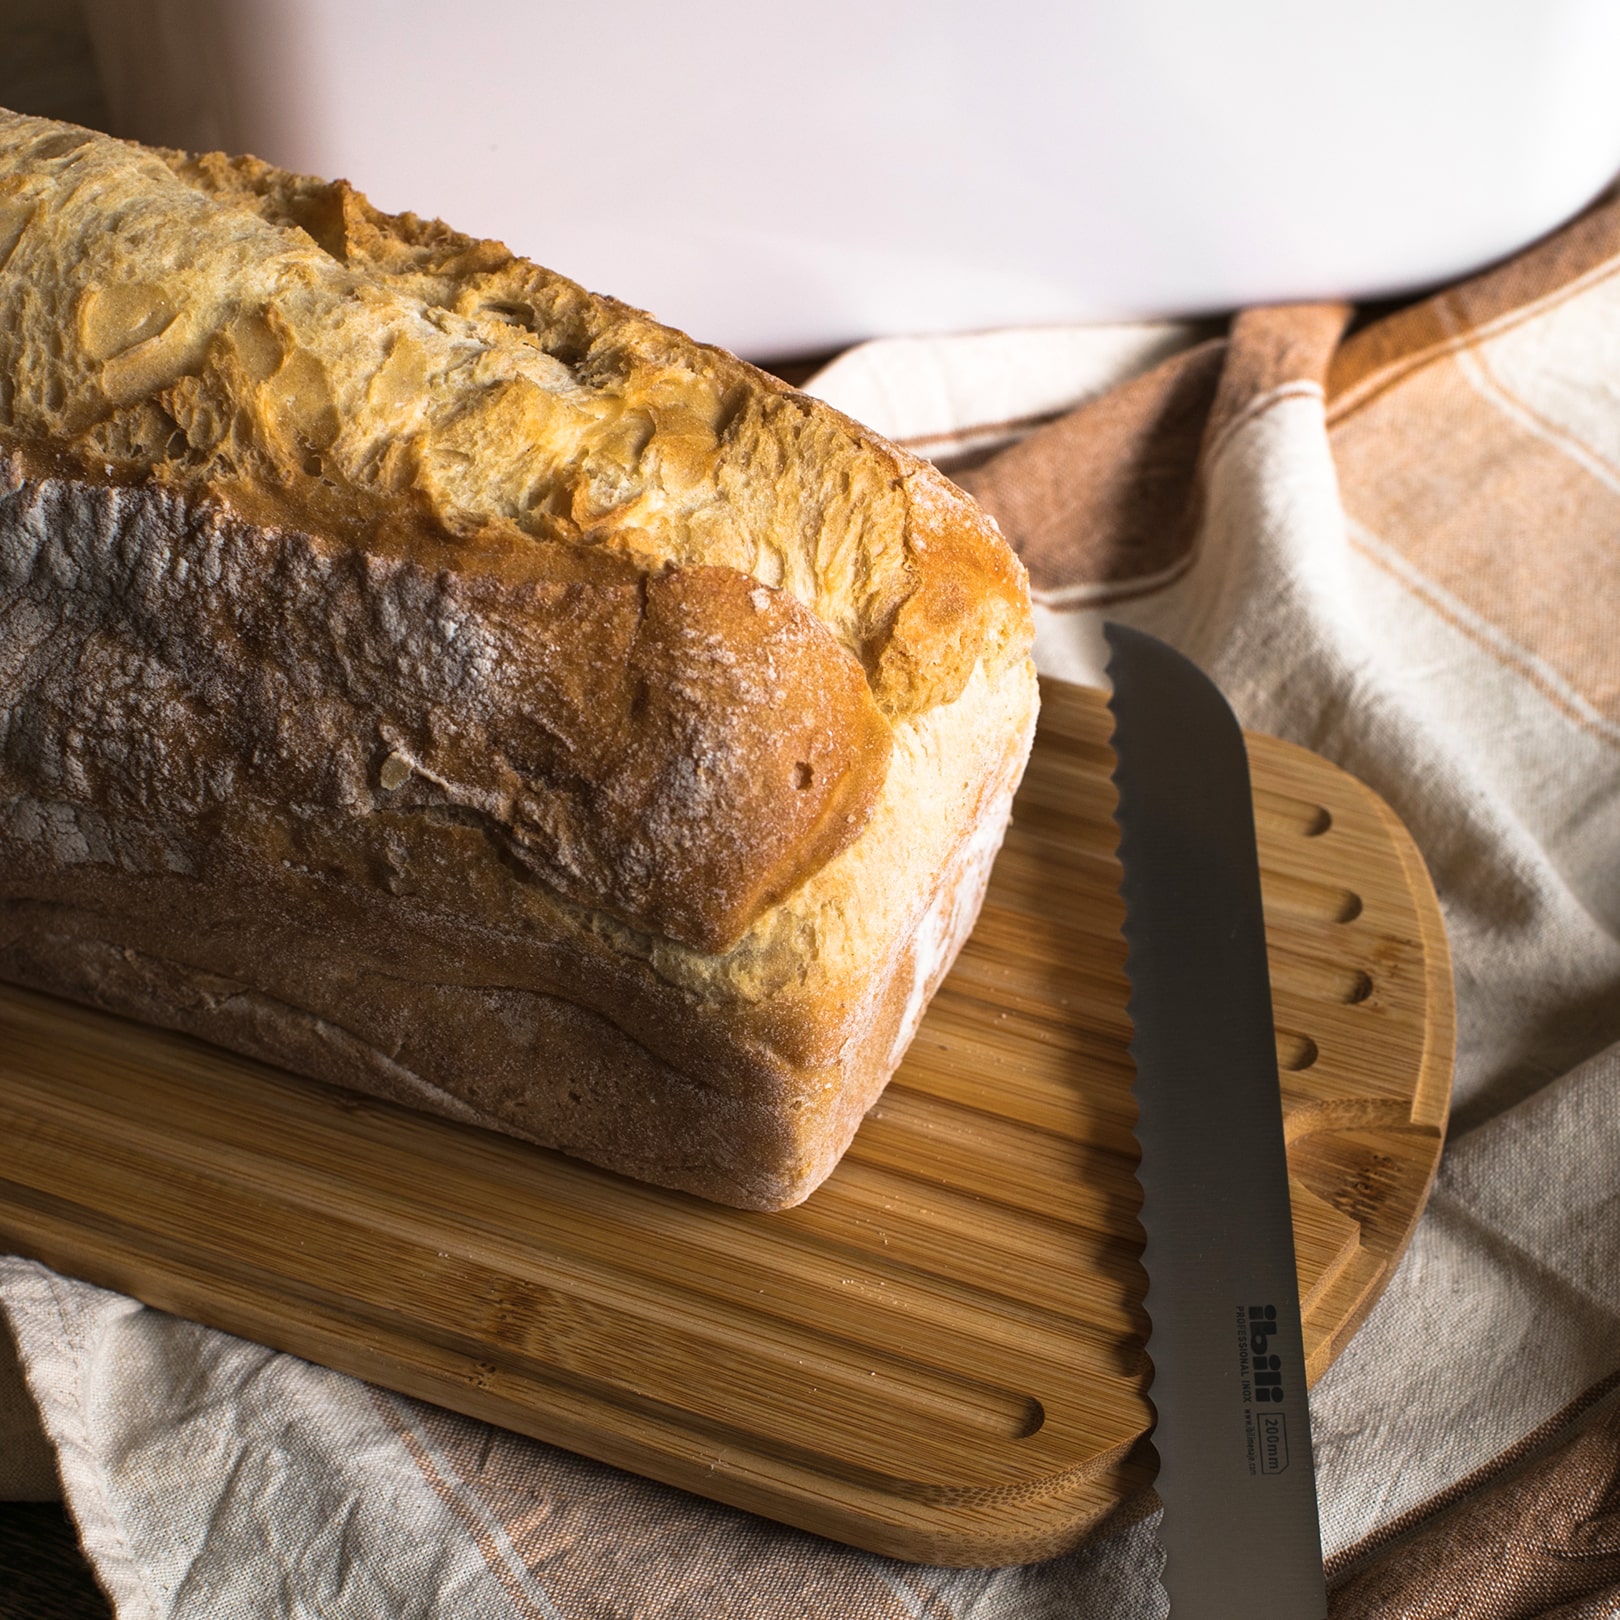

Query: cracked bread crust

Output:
[0, 113, 1029, 942]
[0, 109, 1039, 1208]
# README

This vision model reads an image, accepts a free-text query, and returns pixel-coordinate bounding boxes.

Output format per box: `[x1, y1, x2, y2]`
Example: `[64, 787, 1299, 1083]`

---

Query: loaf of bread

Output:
[0, 109, 1039, 1209]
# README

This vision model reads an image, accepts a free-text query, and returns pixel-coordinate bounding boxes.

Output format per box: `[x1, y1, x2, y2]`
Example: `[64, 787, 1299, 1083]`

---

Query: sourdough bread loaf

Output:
[0, 109, 1039, 1209]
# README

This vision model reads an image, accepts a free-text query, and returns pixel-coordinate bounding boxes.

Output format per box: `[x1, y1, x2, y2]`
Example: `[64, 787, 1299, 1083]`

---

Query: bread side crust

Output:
[0, 461, 1036, 1206]
[0, 452, 1038, 1204]
[0, 454, 1033, 1049]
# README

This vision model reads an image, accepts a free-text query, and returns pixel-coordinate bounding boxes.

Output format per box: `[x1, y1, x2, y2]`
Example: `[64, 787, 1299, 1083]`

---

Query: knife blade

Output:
[1103, 622, 1326, 1619]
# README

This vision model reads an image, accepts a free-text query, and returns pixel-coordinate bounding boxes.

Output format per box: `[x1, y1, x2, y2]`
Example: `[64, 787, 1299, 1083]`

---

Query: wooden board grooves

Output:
[0, 677, 1454, 1566]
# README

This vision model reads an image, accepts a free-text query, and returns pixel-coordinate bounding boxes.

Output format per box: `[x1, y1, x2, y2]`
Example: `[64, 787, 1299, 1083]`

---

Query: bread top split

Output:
[0, 109, 1032, 955]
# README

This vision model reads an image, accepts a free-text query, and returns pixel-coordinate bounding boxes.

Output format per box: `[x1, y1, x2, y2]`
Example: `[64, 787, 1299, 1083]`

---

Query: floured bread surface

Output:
[0, 109, 1040, 1208]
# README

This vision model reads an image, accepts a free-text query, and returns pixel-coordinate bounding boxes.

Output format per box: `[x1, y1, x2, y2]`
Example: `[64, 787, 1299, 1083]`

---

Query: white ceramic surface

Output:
[84, 0, 1620, 357]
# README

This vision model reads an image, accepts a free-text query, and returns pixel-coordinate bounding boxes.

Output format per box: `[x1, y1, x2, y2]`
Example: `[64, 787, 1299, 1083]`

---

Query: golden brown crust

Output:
[0, 110, 1030, 948]
[0, 108, 1040, 1207]
[0, 457, 893, 955]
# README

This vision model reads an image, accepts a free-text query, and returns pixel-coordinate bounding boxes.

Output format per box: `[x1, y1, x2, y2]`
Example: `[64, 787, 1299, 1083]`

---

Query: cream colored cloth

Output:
[8, 85, 1620, 1620]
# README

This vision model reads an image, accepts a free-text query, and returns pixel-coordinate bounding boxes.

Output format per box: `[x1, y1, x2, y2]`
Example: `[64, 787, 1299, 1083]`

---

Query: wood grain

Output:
[0, 677, 1453, 1566]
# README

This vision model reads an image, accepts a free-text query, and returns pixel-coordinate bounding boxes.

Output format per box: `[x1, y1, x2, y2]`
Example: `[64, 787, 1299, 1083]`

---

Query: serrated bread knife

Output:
[1103, 623, 1326, 1619]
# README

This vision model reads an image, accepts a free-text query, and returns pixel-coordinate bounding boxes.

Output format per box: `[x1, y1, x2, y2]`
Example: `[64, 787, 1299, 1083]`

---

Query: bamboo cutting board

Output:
[0, 678, 1453, 1567]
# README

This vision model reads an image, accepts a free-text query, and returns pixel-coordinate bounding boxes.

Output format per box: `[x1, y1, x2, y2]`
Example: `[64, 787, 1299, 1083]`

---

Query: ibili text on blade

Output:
[1236, 1303, 1292, 1476]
